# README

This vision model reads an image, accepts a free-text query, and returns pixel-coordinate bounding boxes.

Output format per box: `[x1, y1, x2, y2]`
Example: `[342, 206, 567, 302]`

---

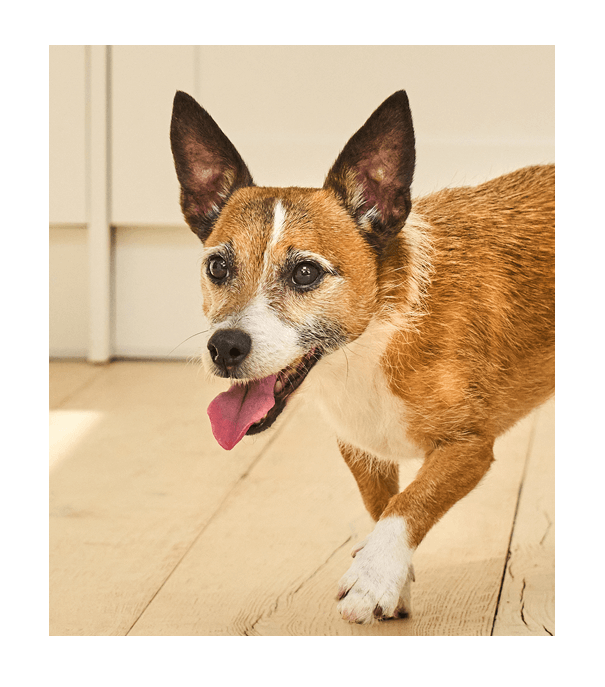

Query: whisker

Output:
[168, 329, 210, 356]
[342, 346, 350, 384]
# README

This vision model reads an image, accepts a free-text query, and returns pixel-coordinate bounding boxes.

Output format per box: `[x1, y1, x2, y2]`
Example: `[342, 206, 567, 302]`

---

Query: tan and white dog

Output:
[170, 90, 555, 624]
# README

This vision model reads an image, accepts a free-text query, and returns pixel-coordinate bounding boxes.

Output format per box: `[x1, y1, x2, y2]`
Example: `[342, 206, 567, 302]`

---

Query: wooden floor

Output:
[49, 360, 554, 636]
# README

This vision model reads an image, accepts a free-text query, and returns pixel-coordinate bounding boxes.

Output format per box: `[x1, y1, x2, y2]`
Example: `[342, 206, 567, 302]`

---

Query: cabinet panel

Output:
[49, 46, 87, 224]
[50, 228, 89, 357]
[111, 46, 197, 225]
[113, 226, 207, 359]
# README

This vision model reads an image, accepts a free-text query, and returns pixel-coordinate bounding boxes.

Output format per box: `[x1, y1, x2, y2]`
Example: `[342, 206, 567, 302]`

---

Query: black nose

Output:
[207, 329, 252, 371]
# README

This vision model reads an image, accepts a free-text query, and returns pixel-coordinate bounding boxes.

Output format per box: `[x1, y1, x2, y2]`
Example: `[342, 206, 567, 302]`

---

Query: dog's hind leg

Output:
[337, 441, 399, 522]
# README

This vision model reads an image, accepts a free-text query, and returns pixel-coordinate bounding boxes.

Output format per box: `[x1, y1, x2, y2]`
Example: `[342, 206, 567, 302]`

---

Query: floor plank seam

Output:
[50, 363, 107, 409]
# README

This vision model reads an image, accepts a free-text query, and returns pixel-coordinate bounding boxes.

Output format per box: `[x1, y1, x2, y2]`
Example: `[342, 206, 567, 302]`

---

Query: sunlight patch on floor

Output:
[49, 410, 104, 470]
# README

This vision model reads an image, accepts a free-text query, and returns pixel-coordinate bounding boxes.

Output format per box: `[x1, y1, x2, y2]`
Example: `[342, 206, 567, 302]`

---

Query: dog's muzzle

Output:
[207, 328, 252, 375]
[205, 337, 323, 450]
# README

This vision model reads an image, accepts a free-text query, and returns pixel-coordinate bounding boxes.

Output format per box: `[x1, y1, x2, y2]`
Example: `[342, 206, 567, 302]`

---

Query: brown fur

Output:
[359, 164, 555, 546]
[338, 441, 400, 521]
[384, 166, 554, 441]
[203, 186, 379, 339]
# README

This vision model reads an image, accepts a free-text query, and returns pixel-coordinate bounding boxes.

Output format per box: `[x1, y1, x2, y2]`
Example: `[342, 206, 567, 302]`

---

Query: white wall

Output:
[49, 45, 555, 360]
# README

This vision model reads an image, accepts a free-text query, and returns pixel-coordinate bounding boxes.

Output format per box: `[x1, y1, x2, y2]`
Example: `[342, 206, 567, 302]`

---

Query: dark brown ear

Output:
[323, 91, 415, 253]
[170, 91, 254, 242]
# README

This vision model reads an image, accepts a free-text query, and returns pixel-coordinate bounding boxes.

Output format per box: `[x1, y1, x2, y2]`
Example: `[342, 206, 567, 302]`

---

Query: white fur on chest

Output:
[307, 320, 423, 462]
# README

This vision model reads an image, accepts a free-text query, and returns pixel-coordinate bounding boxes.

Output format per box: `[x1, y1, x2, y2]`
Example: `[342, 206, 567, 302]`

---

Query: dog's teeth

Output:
[274, 379, 283, 394]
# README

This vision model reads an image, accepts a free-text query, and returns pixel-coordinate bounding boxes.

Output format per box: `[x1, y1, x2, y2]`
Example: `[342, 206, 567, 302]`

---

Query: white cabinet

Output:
[49, 46, 555, 360]
[111, 46, 197, 225]
[49, 46, 87, 225]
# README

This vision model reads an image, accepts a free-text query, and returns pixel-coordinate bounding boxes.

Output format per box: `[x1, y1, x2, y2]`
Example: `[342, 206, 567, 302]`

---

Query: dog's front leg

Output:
[338, 441, 399, 521]
[337, 436, 495, 623]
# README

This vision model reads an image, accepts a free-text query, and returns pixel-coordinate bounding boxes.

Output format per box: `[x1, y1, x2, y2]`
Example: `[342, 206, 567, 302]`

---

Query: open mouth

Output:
[247, 348, 322, 435]
[207, 348, 322, 450]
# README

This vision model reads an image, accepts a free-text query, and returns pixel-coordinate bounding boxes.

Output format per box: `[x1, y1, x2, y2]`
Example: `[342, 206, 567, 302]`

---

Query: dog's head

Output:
[170, 91, 415, 448]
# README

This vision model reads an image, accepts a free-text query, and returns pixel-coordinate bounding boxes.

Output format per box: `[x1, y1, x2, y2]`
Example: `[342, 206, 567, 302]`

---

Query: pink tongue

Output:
[207, 375, 277, 450]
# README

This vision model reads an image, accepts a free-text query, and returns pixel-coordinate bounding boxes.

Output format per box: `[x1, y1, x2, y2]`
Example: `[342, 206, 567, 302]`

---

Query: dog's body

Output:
[170, 91, 554, 624]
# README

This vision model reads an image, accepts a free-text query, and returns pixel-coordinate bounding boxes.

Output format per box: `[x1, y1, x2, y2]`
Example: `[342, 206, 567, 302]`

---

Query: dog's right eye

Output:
[207, 256, 229, 282]
[291, 261, 322, 288]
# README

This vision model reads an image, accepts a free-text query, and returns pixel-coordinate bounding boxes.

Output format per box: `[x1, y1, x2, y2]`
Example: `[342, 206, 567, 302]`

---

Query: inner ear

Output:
[324, 91, 415, 252]
[170, 91, 254, 242]
[353, 132, 412, 221]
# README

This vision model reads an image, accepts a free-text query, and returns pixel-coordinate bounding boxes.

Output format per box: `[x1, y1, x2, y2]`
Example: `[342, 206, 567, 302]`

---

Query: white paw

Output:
[337, 516, 415, 624]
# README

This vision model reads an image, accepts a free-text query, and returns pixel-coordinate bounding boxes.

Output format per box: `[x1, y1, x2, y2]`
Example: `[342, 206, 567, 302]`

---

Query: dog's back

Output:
[381, 164, 555, 447]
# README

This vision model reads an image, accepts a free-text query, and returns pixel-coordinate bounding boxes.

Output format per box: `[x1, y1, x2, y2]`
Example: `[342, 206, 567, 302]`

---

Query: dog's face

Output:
[170, 91, 415, 445]
[200, 187, 378, 379]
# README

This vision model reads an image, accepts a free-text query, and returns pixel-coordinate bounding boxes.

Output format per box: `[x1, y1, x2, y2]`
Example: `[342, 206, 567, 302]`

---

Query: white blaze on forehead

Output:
[261, 199, 286, 278]
[271, 199, 286, 248]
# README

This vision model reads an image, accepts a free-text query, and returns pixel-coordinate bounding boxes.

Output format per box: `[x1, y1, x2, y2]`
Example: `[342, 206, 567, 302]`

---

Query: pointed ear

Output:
[170, 91, 254, 242]
[323, 91, 415, 253]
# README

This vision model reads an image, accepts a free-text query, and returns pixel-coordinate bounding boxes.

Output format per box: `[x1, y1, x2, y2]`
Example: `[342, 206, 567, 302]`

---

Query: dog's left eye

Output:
[207, 255, 229, 282]
[291, 261, 322, 288]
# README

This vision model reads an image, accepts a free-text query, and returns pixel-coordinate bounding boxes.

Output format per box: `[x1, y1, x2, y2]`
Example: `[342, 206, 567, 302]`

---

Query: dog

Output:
[170, 90, 554, 624]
